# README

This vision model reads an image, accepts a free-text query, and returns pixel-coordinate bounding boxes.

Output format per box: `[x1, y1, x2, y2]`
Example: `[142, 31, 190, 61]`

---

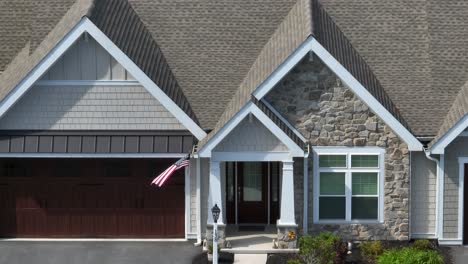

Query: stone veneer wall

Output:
[266, 54, 410, 241]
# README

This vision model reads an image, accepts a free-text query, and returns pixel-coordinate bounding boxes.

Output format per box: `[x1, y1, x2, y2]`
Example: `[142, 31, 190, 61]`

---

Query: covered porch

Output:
[197, 102, 307, 250]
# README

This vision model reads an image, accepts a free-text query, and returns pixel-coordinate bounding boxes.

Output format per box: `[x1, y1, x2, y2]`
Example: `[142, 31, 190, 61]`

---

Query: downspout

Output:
[424, 147, 441, 239]
[303, 144, 310, 234]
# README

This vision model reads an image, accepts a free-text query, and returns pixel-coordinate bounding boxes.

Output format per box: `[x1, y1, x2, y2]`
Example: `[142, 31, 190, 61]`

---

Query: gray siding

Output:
[189, 158, 210, 237]
[411, 152, 437, 236]
[443, 137, 468, 239]
[41, 35, 134, 81]
[213, 115, 288, 152]
[0, 85, 185, 130]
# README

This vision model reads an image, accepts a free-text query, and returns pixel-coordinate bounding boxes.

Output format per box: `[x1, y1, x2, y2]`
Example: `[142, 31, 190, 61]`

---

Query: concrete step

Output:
[233, 254, 267, 264]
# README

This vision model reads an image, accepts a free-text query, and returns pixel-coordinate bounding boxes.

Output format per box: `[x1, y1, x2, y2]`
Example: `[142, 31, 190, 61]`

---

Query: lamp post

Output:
[211, 204, 220, 264]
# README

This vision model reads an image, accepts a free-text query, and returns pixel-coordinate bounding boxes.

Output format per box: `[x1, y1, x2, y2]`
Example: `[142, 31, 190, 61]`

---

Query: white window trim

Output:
[0, 17, 207, 140]
[313, 147, 385, 224]
[252, 37, 423, 151]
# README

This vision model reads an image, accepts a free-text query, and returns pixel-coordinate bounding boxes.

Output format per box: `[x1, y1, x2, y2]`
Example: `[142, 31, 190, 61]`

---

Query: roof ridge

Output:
[430, 78, 468, 147]
[87, 0, 201, 125]
[0, 0, 202, 130]
[198, 0, 313, 147]
[312, 0, 413, 132]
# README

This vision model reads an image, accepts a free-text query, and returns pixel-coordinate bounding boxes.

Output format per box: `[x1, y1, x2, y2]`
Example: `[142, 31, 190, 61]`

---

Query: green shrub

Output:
[287, 260, 303, 264]
[411, 239, 433, 251]
[377, 248, 444, 264]
[359, 241, 385, 263]
[297, 233, 346, 264]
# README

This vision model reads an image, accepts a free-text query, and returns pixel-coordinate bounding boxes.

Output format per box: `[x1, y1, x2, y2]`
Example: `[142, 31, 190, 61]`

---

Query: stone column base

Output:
[276, 224, 298, 249]
[204, 224, 230, 250]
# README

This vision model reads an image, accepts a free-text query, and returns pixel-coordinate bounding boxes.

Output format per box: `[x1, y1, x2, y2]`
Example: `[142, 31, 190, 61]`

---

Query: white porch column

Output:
[208, 160, 224, 225]
[278, 160, 296, 226]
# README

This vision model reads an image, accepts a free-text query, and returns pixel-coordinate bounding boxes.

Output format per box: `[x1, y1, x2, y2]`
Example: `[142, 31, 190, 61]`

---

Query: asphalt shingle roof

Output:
[1, 0, 468, 142]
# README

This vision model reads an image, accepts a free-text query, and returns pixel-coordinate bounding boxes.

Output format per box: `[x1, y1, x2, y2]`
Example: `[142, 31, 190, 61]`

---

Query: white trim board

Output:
[458, 157, 468, 242]
[261, 99, 307, 142]
[432, 115, 468, 154]
[211, 151, 293, 162]
[252, 37, 423, 151]
[0, 18, 207, 140]
[438, 239, 463, 246]
[198, 102, 304, 158]
[35, 80, 141, 86]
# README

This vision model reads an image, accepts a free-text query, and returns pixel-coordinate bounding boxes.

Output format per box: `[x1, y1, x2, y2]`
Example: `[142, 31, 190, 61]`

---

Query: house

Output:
[0, 0, 467, 248]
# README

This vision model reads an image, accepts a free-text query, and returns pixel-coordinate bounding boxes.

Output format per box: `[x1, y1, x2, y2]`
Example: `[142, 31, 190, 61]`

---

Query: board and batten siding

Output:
[411, 152, 437, 237]
[41, 35, 134, 81]
[0, 85, 185, 130]
[213, 115, 288, 152]
[443, 136, 468, 239]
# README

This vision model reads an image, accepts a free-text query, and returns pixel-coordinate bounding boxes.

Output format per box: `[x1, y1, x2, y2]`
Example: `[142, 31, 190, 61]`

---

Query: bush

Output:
[377, 248, 444, 264]
[297, 233, 347, 264]
[411, 239, 433, 251]
[359, 241, 385, 263]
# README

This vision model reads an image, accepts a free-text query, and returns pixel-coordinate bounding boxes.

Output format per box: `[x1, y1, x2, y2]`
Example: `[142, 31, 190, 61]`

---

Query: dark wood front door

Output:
[238, 162, 268, 223]
[0, 158, 185, 238]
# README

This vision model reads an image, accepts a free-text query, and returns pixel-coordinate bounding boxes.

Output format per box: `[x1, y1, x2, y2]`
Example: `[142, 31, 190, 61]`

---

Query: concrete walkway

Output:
[451, 247, 468, 264]
[234, 254, 267, 264]
[0, 241, 200, 264]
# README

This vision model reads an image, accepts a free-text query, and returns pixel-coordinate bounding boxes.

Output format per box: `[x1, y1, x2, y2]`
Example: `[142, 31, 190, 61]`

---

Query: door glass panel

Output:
[243, 162, 262, 202]
[226, 162, 235, 202]
[271, 162, 279, 202]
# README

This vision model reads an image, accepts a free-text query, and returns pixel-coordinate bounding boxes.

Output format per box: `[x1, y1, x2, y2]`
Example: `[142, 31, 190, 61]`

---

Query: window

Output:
[314, 148, 384, 223]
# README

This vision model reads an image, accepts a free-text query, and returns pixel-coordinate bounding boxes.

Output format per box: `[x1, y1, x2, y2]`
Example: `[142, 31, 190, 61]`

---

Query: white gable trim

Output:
[198, 102, 304, 158]
[0, 18, 207, 140]
[252, 37, 423, 151]
[261, 99, 307, 142]
[431, 115, 468, 154]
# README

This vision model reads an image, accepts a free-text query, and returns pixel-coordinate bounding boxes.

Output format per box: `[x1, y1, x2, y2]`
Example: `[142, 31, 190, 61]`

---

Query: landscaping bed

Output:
[266, 233, 451, 264]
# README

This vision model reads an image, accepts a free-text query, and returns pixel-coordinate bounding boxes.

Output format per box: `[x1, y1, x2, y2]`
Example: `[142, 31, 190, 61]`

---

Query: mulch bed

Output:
[192, 252, 234, 264]
[266, 240, 454, 264]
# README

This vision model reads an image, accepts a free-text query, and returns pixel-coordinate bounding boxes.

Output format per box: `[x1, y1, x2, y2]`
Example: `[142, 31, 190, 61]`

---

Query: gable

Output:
[40, 35, 134, 81]
[213, 114, 288, 152]
[265, 53, 409, 149]
[0, 34, 184, 130]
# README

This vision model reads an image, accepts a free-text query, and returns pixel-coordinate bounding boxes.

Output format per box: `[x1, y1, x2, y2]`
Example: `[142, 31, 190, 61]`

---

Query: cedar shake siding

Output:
[443, 137, 468, 239]
[266, 54, 410, 240]
[411, 152, 437, 237]
[0, 35, 184, 131]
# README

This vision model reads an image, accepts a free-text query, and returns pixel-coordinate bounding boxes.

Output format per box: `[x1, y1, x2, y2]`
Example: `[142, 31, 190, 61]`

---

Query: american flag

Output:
[151, 155, 190, 187]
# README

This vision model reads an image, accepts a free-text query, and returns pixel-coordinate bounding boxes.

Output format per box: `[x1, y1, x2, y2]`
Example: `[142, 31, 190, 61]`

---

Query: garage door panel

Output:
[0, 158, 185, 238]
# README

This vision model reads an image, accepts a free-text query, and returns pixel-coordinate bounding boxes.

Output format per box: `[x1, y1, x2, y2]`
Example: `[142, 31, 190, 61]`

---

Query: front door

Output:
[238, 162, 268, 223]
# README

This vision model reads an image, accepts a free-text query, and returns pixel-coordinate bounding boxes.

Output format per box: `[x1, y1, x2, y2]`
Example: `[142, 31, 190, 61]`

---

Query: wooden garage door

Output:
[0, 158, 185, 238]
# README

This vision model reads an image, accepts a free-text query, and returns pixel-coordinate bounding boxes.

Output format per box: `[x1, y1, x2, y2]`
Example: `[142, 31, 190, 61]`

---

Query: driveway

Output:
[0, 241, 201, 264]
